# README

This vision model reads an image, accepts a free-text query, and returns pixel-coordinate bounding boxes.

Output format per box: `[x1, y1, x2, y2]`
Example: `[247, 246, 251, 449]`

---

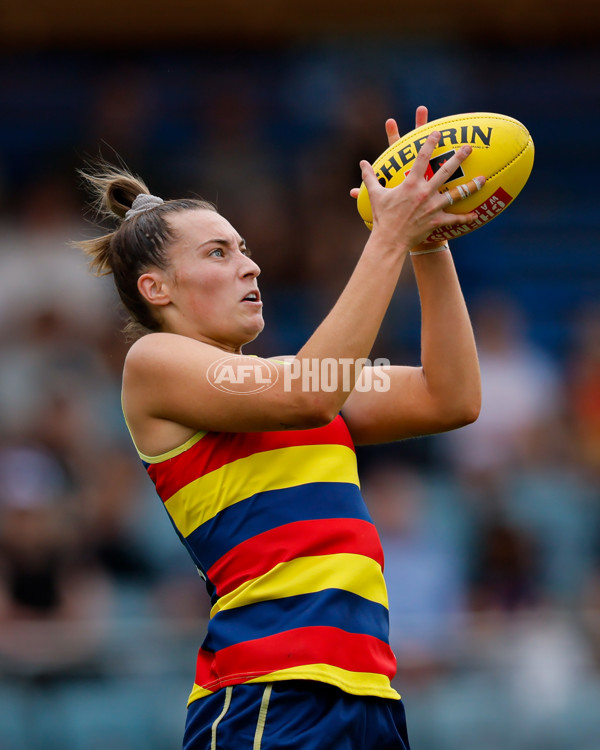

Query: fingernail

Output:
[461, 145, 472, 155]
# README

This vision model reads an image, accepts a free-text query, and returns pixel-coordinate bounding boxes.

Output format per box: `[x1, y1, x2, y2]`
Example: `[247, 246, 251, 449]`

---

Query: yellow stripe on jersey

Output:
[210, 553, 389, 617]
[165, 443, 360, 537]
[187, 664, 401, 705]
[188, 684, 215, 704]
[247, 664, 400, 700]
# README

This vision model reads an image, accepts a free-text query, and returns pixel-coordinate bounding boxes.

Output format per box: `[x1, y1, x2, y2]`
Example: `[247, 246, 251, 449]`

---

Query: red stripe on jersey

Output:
[195, 626, 396, 690]
[147, 415, 355, 502]
[207, 518, 384, 598]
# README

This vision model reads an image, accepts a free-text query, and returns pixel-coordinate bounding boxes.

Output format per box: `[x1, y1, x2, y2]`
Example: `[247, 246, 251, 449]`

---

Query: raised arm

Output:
[341, 246, 481, 444]
[342, 109, 481, 444]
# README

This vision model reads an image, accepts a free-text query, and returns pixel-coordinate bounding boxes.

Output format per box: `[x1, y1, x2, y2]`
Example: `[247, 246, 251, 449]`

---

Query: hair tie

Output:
[125, 193, 164, 220]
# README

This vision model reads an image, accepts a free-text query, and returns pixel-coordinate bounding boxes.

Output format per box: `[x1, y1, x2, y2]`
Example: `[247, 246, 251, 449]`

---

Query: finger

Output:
[349, 187, 360, 199]
[440, 209, 480, 227]
[415, 105, 428, 129]
[439, 176, 486, 208]
[428, 144, 473, 190]
[406, 131, 441, 181]
[359, 160, 382, 194]
[385, 119, 400, 146]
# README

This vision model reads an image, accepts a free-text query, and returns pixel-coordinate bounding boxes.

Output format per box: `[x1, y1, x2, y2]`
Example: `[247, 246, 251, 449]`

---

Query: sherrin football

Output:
[356, 112, 534, 243]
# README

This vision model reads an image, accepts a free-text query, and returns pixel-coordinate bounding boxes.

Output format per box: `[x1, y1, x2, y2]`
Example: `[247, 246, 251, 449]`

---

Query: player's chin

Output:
[242, 314, 265, 342]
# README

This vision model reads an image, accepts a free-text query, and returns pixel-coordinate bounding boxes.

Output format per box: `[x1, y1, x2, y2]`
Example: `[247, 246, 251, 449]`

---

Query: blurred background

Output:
[0, 2, 599, 748]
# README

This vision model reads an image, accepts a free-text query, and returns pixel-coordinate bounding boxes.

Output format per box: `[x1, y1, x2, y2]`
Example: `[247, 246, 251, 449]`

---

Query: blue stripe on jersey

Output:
[186, 482, 372, 572]
[202, 589, 390, 652]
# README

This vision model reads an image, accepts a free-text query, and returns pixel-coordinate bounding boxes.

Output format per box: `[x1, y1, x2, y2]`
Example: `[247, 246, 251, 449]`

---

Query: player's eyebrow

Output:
[198, 237, 247, 248]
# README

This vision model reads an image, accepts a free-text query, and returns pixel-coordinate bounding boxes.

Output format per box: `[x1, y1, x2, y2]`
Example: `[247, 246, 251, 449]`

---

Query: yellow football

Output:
[356, 112, 534, 243]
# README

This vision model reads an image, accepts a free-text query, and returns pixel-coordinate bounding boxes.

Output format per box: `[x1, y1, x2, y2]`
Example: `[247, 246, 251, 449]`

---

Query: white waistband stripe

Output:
[253, 684, 273, 750]
[211, 686, 233, 750]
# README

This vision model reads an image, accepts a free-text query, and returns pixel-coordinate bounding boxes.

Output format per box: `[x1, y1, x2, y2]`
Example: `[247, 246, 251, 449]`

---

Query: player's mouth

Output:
[241, 290, 262, 306]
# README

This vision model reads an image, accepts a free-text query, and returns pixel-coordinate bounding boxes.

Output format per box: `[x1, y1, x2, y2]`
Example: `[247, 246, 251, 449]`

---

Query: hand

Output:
[358, 131, 482, 251]
[351, 106, 485, 251]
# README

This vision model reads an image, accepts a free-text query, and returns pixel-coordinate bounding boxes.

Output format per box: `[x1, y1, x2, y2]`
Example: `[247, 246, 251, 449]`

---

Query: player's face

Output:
[162, 210, 263, 351]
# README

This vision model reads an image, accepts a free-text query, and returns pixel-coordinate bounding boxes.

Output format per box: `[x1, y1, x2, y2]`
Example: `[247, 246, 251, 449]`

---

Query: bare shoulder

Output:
[122, 332, 218, 424]
[122, 336, 328, 438]
[125, 332, 212, 368]
[123, 333, 221, 388]
[122, 334, 220, 456]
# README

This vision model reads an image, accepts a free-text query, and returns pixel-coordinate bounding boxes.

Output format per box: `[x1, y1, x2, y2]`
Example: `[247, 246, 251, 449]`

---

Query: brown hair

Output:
[75, 163, 216, 339]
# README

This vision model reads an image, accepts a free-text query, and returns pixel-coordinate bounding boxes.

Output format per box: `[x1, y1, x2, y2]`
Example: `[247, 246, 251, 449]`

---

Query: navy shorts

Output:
[182, 680, 411, 750]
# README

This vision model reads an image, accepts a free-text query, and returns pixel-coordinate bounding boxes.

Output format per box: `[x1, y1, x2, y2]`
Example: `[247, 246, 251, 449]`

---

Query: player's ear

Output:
[138, 270, 171, 308]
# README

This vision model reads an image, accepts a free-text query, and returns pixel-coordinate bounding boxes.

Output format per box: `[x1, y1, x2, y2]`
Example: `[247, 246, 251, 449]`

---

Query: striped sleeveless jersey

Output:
[135, 414, 399, 704]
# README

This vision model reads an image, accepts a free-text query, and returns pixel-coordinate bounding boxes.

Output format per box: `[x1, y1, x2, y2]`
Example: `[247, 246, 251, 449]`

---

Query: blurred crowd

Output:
[0, 43, 599, 750]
